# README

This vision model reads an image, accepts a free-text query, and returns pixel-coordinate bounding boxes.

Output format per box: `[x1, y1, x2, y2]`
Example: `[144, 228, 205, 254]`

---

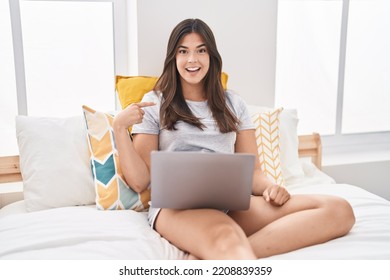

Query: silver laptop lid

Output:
[151, 151, 255, 210]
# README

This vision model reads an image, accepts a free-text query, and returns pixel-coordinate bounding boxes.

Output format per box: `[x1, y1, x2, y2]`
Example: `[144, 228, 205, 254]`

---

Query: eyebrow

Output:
[178, 43, 206, 49]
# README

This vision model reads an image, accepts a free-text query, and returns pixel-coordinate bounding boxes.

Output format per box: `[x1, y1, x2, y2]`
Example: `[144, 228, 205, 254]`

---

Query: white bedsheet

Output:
[0, 205, 185, 260]
[270, 183, 390, 259]
[1, 182, 390, 259]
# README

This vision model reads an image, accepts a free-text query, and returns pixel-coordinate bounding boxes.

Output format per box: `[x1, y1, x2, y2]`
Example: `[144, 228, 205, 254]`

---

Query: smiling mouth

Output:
[186, 67, 200, 72]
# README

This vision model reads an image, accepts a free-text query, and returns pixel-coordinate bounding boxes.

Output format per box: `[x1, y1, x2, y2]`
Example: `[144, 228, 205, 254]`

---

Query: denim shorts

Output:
[147, 206, 161, 229]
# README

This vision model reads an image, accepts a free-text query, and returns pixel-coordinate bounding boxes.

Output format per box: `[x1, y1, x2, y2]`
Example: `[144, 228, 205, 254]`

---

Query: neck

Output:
[181, 81, 206, 101]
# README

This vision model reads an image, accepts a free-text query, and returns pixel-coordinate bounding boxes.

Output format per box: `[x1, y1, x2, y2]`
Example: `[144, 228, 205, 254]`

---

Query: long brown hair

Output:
[154, 18, 239, 133]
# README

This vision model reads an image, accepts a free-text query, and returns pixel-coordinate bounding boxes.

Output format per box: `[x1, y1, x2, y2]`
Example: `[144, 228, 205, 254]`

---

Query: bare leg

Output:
[155, 208, 257, 260]
[185, 253, 199, 260]
[228, 194, 355, 258]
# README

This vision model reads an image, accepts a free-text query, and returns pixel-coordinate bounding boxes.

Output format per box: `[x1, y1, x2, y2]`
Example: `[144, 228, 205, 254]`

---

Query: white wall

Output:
[136, 0, 277, 107]
[323, 161, 390, 201]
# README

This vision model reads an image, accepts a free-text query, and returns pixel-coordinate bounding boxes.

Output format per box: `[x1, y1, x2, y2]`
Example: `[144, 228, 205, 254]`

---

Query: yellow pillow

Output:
[82, 105, 150, 211]
[252, 108, 285, 186]
[221, 72, 228, 91]
[116, 72, 229, 109]
[116, 76, 159, 109]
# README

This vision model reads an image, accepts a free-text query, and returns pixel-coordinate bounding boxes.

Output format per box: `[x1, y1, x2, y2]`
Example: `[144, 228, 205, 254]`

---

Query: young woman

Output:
[113, 18, 355, 259]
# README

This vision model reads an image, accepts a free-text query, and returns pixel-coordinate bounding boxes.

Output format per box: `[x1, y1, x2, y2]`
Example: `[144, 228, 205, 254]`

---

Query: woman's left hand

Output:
[262, 184, 290, 206]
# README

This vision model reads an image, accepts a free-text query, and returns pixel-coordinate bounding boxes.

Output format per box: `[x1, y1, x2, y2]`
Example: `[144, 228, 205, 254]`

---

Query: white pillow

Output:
[16, 115, 95, 212]
[247, 105, 305, 184]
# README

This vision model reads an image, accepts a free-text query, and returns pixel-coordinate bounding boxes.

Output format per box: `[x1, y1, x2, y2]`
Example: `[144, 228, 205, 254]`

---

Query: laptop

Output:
[150, 151, 255, 210]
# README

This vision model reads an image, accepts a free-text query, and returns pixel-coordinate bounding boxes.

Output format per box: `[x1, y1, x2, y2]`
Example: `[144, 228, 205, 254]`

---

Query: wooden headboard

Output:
[297, 133, 322, 169]
[0, 133, 322, 184]
[0, 155, 22, 184]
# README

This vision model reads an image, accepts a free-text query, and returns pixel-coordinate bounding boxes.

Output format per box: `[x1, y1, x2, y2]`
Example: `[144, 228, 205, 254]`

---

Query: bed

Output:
[0, 107, 390, 260]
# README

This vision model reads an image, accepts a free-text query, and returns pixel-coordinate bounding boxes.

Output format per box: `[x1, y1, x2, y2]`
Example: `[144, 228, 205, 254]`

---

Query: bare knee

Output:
[155, 209, 256, 260]
[207, 222, 255, 259]
[324, 196, 355, 237]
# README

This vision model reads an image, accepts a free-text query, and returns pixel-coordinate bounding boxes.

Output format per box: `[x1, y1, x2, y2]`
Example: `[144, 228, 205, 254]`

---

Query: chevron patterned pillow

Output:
[252, 108, 285, 186]
[82, 105, 150, 211]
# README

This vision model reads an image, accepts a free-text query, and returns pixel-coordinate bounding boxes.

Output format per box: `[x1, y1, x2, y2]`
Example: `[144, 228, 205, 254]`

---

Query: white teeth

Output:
[186, 67, 200, 71]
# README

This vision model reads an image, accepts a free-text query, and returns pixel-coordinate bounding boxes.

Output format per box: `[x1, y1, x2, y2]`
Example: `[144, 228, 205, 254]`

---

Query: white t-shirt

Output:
[131, 90, 255, 153]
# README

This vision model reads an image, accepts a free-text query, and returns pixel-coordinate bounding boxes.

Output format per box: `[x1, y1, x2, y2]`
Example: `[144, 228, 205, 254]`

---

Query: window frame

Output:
[276, 0, 390, 157]
[324, 0, 390, 155]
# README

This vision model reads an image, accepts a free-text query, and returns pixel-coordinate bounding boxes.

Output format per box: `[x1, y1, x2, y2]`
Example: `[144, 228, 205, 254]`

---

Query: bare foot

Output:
[185, 253, 200, 260]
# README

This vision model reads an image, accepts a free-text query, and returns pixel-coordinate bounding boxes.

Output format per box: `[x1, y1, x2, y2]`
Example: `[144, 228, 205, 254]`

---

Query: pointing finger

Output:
[136, 101, 156, 108]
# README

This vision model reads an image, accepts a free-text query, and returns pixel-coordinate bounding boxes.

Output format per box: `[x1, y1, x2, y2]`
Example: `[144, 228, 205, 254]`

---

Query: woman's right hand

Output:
[113, 102, 155, 130]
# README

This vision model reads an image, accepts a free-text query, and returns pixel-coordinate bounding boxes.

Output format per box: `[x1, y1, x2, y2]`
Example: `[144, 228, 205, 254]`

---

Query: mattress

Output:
[1, 163, 389, 260]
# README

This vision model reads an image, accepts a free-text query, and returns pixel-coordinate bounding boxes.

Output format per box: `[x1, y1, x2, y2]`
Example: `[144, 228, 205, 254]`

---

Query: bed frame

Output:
[0, 156, 22, 184]
[0, 133, 322, 185]
[297, 133, 322, 169]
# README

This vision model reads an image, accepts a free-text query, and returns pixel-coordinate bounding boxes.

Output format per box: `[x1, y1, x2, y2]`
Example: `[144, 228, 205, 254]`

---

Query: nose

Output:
[188, 52, 198, 63]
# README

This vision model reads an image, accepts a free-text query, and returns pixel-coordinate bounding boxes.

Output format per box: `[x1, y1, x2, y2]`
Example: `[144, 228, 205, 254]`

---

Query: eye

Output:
[198, 48, 207, 54]
[178, 49, 188, 54]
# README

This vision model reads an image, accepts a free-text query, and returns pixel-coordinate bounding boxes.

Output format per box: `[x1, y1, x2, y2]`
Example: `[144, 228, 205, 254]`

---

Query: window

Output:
[0, 0, 18, 156]
[20, 0, 115, 117]
[275, 0, 342, 135]
[1, 0, 130, 156]
[342, 0, 390, 134]
[276, 0, 390, 153]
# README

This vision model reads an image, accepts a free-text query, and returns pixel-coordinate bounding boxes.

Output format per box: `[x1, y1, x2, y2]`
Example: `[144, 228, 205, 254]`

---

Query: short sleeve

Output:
[131, 91, 161, 135]
[225, 90, 255, 131]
